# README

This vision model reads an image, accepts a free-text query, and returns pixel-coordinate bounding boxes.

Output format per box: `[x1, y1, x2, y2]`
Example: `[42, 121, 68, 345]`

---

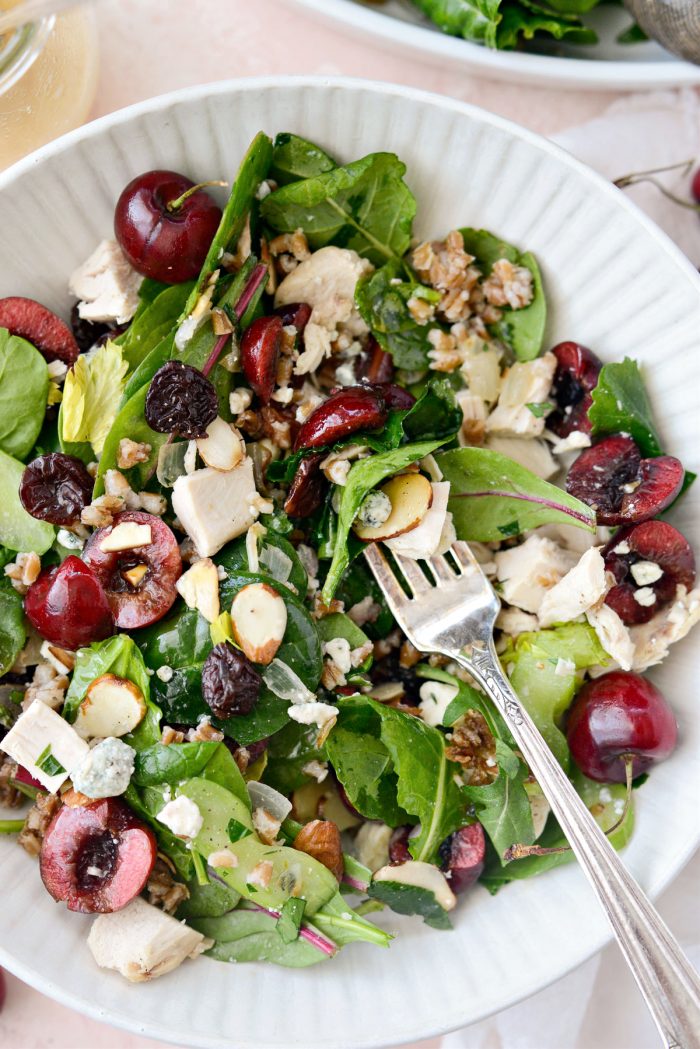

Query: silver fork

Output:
[364, 541, 700, 1049]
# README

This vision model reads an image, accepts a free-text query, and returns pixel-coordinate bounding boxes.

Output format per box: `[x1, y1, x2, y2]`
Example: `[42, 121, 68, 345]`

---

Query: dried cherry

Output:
[202, 642, 261, 718]
[20, 453, 94, 526]
[145, 360, 218, 439]
[284, 453, 326, 518]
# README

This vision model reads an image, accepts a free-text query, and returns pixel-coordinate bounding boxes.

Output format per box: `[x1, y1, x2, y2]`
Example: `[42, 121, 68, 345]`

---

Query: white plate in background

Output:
[284, 0, 700, 89]
[0, 76, 699, 1048]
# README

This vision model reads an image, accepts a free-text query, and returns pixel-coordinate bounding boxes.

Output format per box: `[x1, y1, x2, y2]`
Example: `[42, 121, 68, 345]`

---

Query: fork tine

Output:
[363, 545, 408, 605]
[392, 552, 432, 597]
[450, 540, 482, 573]
[426, 554, 455, 585]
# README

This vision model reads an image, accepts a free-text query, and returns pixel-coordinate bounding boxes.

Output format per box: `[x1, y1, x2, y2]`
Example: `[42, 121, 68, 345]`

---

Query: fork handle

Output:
[456, 643, 700, 1049]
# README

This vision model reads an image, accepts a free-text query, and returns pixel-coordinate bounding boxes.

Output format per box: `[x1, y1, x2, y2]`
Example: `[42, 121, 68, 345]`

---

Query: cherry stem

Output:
[614, 159, 700, 212]
[201, 263, 268, 377]
[166, 180, 228, 213]
[504, 755, 635, 863]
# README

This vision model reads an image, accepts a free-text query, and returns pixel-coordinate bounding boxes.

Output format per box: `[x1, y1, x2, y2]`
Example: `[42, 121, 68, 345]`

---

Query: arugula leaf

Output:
[368, 877, 453, 930]
[496, 3, 596, 47]
[438, 446, 596, 541]
[0, 449, 54, 554]
[0, 328, 49, 460]
[355, 259, 442, 369]
[459, 229, 546, 360]
[261, 152, 416, 266]
[410, 0, 502, 45]
[463, 739, 534, 860]
[0, 578, 26, 677]
[588, 358, 662, 457]
[322, 438, 444, 603]
[415, 664, 509, 742]
[193, 906, 328, 967]
[500, 622, 609, 769]
[182, 131, 273, 317]
[61, 340, 128, 456]
[480, 767, 635, 890]
[63, 634, 151, 721]
[115, 281, 193, 372]
[329, 696, 468, 862]
[270, 133, 336, 186]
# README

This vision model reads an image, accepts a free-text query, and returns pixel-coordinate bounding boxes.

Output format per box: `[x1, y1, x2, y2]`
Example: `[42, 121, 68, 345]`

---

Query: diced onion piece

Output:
[262, 658, 316, 704]
[247, 781, 293, 823]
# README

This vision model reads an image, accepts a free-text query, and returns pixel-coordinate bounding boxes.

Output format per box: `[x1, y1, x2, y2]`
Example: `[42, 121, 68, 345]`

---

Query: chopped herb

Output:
[276, 897, 307, 944]
[191, 849, 210, 887]
[35, 744, 66, 777]
[526, 401, 553, 418]
[497, 520, 520, 537]
[228, 817, 252, 843]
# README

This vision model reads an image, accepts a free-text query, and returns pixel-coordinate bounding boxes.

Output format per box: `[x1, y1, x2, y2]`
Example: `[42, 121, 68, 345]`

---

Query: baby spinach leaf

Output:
[195, 907, 327, 967]
[215, 531, 308, 597]
[588, 357, 662, 457]
[459, 229, 546, 360]
[270, 132, 336, 186]
[463, 739, 534, 860]
[410, 0, 502, 45]
[333, 560, 395, 642]
[496, 3, 596, 47]
[183, 131, 273, 317]
[123, 783, 194, 880]
[322, 438, 444, 604]
[115, 281, 193, 372]
[63, 633, 152, 722]
[355, 260, 442, 369]
[0, 580, 26, 677]
[480, 767, 635, 890]
[0, 449, 54, 554]
[402, 377, 462, 443]
[176, 876, 240, 920]
[313, 891, 392, 947]
[139, 605, 212, 713]
[0, 328, 49, 460]
[132, 741, 220, 786]
[368, 878, 453, 930]
[93, 382, 164, 496]
[438, 446, 596, 541]
[315, 612, 372, 667]
[499, 622, 609, 769]
[261, 152, 416, 266]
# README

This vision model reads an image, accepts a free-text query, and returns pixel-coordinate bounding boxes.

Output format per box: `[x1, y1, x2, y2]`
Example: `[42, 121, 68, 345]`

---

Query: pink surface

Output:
[0, 1, 684, 1046]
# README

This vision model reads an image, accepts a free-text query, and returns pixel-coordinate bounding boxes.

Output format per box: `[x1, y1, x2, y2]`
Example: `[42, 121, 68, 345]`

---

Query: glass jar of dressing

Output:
[0, 8, 98, 171]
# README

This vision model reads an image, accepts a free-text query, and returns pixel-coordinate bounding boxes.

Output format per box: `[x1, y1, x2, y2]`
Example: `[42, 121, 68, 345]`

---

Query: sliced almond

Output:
[230, 582, 287, 665]
[74, 674, 146, 739]
[353, 473, 433, 542]
[175, 558, 220, 623]
[195, 417, 245, 471]
[99, 521, 152, 553]
[318, 786, 361, 832]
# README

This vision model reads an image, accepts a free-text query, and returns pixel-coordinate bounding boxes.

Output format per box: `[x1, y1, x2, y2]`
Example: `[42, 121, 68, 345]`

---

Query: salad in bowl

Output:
[0, 129, 696, 984]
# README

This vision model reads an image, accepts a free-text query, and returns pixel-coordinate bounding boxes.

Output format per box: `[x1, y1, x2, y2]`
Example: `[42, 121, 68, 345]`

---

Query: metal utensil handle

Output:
[456, 642, 700, 1049]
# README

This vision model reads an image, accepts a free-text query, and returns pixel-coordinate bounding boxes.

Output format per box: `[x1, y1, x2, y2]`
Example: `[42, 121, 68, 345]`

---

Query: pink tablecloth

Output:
[1, 2, 697, 1047]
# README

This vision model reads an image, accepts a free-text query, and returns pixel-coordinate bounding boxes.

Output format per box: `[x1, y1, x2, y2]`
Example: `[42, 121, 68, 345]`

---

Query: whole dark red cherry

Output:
[114, 170, 222, 284]
[82, 511, 181, 630]
[567, 671, 677, 783]
[24, 556, 114, 649]
[40, 798, 156, 913]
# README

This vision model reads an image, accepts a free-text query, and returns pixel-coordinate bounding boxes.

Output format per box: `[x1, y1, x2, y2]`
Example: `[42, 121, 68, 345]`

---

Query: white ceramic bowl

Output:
[0, 77, 699, 1049]
[284, 0, 700, 90]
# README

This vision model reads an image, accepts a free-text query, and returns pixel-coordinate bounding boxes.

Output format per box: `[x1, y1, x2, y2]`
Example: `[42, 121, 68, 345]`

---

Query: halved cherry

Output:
[24, 557, 114, 650]
[389, 826, 412, 866]
[40, 797, 156, 913]
[439, 824, 486, 893]
[602, 520, 696, 625]
[0, 296, 79, 365]
[373, 383, 416, 411]
[547, 341, 602, 438]
[82, 511, 182, 630]
[566, 435, 684, 526]
[240, 315, 283, 404]
[294, 385, 387, 451]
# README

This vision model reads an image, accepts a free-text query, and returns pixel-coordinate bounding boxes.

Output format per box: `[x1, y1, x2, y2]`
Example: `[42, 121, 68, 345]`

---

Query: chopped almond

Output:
[99, 522, 152, 552]
[195, 417, 246, 471]
[175, 558, 220, 623]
